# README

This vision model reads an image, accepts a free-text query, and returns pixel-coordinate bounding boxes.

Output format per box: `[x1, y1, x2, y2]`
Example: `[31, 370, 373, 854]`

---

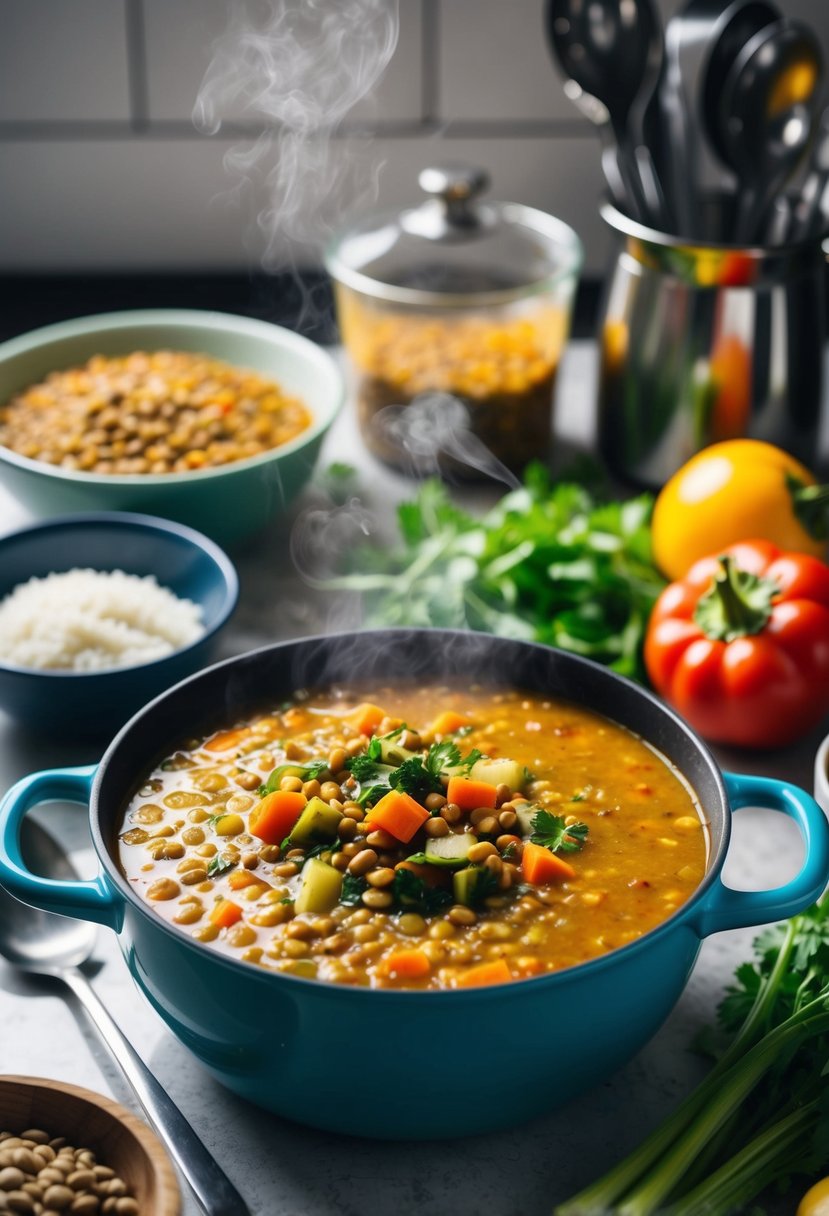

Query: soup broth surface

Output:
[117, 684, 709, 989]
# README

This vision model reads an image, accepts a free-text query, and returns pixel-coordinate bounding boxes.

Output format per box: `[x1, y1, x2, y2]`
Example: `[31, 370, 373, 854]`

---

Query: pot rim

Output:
[91, 628, 729, 999]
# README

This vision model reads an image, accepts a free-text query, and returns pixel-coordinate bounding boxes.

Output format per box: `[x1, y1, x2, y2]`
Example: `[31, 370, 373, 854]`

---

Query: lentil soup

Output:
[117, 684, 709, 990]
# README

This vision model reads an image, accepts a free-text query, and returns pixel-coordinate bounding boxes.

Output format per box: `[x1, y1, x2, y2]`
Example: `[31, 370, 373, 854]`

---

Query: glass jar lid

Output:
[325, 164, 583, 307]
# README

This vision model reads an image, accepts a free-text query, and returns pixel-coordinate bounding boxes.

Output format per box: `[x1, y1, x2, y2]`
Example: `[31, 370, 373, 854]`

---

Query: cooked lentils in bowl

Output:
[0, 350, 312, 475]
[117, 683, 709, 991]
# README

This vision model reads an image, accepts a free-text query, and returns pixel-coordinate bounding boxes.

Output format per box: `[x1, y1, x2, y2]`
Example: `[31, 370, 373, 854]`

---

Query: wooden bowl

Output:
[0, 1076, 180, 1215]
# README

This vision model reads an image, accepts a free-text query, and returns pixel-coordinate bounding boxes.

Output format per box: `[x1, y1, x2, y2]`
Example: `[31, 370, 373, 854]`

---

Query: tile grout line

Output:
[421, 0, 439, 124]
[124, 0, 149, 131]
[0, 119, 591, 142]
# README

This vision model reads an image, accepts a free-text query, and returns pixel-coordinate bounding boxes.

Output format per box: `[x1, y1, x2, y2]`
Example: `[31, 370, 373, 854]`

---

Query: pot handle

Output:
[0, 765, 122, 931]
[691, 772, 829, 937]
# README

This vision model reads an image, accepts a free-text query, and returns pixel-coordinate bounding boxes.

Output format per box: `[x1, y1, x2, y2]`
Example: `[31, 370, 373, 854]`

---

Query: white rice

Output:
[0, 568, 205, 671]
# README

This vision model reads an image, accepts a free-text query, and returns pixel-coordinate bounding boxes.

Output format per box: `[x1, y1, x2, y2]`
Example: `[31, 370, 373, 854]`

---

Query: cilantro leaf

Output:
[347, 753, 382, 781]
[425, 741, 485, 777]
[341, 874, 368, 905]
[530, 809, 588, 854]
[325, 465, 665, 683]
[426, 740, 461, 775]
[389, 757, 442, 803]
[392, 867, 453, 916]
[207, 854, 235, 878]
[344, 751, 396, 806]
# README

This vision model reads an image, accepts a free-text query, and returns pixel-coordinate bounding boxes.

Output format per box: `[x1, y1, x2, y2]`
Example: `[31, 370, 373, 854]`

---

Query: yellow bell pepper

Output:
[652, 439, 828, 581]
[798, 1177, 829, 1216]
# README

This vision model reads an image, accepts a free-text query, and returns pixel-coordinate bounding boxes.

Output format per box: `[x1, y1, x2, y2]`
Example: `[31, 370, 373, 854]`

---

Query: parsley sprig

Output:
[325, 463, 665, 682]
[206, 854, 235, 878]
[530, 809, 588, 855]
[557, 896, 829, 1215]
[392, 868, 453, 916]
[346, 737, 484, 810]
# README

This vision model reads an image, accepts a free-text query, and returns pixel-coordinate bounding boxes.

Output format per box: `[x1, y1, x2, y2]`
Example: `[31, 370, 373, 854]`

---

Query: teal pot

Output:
[0, 310, 344, 546]
[0, 632, 826, 1139]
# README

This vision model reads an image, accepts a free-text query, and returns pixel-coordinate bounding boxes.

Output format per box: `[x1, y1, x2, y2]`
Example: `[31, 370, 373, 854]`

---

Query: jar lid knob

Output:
[417, 165, 490, 229]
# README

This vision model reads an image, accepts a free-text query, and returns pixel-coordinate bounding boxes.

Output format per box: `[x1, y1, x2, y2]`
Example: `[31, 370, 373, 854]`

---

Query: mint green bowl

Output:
[0, 310, 344, 546]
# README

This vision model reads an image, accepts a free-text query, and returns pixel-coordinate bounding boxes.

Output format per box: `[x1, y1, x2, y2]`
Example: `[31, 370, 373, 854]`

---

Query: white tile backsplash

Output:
[0, 0, 826, 274]
[439, 0, 580, 123]
[0, 132, 609, 274]
[0, 0, 131, 122]
[142, 0, 424, 125]
[0, 140, 253, 271]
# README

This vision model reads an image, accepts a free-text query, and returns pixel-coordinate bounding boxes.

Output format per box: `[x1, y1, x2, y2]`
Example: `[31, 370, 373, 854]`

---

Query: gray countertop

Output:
[0, 343, 825, 1216]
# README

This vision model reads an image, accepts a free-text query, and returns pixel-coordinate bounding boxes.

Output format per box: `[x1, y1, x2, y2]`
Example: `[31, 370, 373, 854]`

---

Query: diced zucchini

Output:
[290, 797, 343, 846]
[453, 866, 489, 907]
[294, 858, 343, 913]
[424, 832, 478, 868]
[376, 737, 417, 767]
[470, 758, 526, 794]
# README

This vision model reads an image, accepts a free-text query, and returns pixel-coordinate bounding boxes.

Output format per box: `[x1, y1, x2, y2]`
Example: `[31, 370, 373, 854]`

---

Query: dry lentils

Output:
[0, 1129, 138, 1214]
[117, 684, 708, 990]
[0, 350, 311, 475]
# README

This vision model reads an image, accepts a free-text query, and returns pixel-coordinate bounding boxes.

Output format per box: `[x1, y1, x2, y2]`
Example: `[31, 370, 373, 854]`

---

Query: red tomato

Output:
[644, 539, 829, 747]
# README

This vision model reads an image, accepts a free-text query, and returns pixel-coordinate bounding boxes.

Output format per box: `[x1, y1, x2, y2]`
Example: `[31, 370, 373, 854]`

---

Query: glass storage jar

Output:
[325, 166, 583, 477]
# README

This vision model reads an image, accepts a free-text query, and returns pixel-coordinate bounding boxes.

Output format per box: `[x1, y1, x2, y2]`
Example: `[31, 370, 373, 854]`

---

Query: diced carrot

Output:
[204, 727, 251, 753]
[521, 840, 576, 884]
[430, 710, 472, 736]
[455, 959, 513, 988]
[249, 790, 306, 845]
[348, 702, 386, 736]
[379, 949, 432, 980]
[227, 870, 271, 892]
[394, 859, 449, 889]
[209, 898, 243, 929]
[446, 776, 498, 811]
[368, 789, 430, 843]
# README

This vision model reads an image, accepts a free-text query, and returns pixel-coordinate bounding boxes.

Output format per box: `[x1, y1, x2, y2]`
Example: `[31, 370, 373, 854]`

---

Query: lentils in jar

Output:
[0, 350, 311, 475]
[117, 685, 708, 990]
[336, 291, 567, 475]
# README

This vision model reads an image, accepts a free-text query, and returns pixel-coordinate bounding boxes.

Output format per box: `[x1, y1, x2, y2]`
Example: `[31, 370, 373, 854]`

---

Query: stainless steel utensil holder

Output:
[597, 200, 827, 487]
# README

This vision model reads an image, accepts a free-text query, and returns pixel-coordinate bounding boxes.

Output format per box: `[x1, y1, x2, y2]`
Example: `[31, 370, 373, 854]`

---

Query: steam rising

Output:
[370, 393, 522, 487]
[193, 0, 400, 267]
[290, 393, 520, 632]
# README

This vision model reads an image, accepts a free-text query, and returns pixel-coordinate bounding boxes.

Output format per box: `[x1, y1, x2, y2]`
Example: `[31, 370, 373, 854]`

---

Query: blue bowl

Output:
[0, 512, 238, 736]
[0, 630, 826, 1138]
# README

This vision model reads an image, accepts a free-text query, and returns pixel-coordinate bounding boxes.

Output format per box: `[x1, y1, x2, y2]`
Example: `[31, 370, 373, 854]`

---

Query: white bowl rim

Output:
[0, 309, 344, 485]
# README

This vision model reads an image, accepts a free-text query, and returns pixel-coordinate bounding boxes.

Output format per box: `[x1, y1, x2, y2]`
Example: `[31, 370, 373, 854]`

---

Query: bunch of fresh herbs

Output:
[325, 463, 665, 682]
[555, 896, 829, 1214]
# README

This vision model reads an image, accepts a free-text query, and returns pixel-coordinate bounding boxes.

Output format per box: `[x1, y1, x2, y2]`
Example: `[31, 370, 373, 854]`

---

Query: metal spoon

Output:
[718, 17, 823, 243]
[546, 0, 665, 225]
[788, 106, 829, 242]
[0, 817, 251, 1216]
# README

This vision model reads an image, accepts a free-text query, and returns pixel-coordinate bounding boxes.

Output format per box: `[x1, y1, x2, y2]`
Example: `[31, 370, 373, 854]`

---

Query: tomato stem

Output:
[693, 555, 777, 642]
